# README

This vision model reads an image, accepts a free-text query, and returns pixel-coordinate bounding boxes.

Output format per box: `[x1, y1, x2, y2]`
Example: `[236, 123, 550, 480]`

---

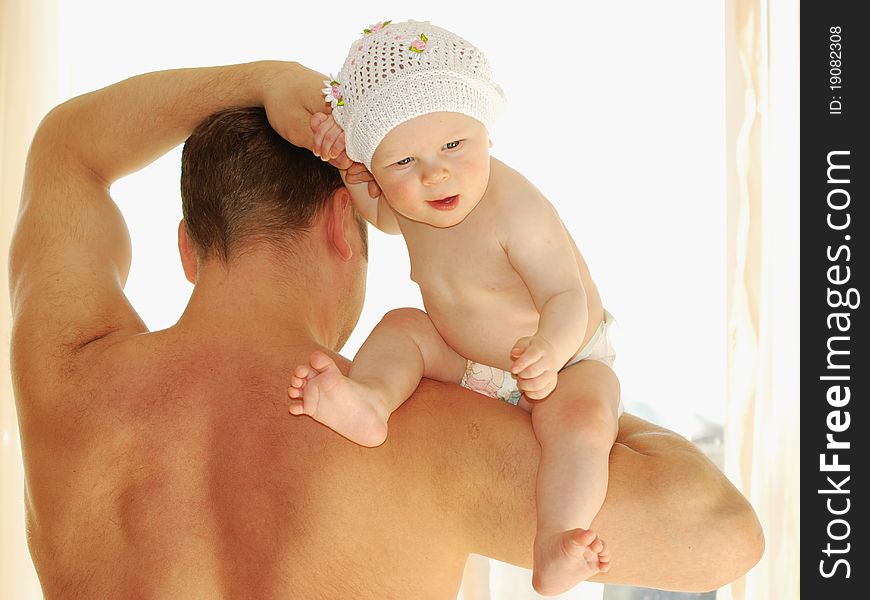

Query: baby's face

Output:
[370, 112, 491, 228]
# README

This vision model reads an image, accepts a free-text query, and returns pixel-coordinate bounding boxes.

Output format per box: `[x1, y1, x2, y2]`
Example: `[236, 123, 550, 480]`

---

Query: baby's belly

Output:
[423, 290, 540, 371]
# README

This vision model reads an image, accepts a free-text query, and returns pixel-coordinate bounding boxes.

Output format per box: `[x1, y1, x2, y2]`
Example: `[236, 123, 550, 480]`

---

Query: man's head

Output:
[180, 106, 367, 263]
[179, 107, 369, 349]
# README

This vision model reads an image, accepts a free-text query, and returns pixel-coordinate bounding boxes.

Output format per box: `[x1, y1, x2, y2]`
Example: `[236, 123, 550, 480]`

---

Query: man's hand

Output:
[510, 335, 559, 400]
[261, 63, 346, 162]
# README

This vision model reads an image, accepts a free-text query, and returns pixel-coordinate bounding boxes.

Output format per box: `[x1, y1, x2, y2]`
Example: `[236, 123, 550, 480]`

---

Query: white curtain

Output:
[721, 0, 799, 598]
[1, 1, 58, 598]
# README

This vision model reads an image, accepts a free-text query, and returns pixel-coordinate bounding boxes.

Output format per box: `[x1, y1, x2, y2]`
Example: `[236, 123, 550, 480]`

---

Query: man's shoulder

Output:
[11, 326, 161, 430]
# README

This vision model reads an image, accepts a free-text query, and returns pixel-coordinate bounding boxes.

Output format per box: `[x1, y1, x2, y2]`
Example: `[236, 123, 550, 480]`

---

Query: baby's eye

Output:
[396, 156, 413, 166]
[445, 140, 462, 150]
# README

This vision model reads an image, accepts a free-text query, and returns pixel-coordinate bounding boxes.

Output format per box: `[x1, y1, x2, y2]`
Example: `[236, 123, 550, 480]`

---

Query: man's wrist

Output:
[256, 60, 297, 105]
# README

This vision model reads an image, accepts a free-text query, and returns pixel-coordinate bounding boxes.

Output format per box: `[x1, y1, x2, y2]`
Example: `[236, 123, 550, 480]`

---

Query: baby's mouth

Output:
[427, 195, 459, 210]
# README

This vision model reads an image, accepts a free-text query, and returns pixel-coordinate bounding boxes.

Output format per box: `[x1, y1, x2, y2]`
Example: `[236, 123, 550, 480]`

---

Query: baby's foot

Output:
[287, 351, 389, 447]
[532, 528, 610, 596]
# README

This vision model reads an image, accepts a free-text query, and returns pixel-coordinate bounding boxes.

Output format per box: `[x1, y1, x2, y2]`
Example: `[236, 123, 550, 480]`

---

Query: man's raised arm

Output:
[8, 61, 329, 415]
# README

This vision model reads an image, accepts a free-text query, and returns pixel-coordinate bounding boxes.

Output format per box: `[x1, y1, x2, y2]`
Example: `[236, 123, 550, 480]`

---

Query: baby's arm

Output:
[310, 113, 400, 234]
[501, 177, 588, 399]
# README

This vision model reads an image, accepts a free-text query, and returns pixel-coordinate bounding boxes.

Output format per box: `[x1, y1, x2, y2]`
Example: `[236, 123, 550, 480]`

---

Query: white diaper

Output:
[459, 310, 620, 413]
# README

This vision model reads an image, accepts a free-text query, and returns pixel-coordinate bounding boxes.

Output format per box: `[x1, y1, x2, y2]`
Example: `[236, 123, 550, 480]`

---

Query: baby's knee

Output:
[537, 398, 618, 446]
[380, 307, 432, 334]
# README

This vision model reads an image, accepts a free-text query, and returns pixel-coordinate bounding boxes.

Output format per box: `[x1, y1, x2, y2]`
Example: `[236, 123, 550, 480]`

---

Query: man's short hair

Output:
[180, 107, 345, 261]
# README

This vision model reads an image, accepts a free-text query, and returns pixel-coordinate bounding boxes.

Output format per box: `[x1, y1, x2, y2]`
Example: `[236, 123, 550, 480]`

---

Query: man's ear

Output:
[325, 187, 354, 262]
[177, 219, 198, 284]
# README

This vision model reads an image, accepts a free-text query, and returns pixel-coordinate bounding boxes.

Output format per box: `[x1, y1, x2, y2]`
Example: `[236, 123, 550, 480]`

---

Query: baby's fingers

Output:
[518, 373, 557, 400]
[309, 112, 329, 133]
[309, 113, 329, 156]
[511, 344, 542, 374]
[514, 359, 548, 380]
[312, 114, 340, 158]
[328, 150, 353, 171]
[321, 128, 346, 161]
[345, 161, 374, 184]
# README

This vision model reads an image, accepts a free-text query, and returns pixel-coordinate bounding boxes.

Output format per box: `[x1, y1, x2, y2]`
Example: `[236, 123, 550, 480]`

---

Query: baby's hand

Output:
[310, 112, 347, 162]
[510, 336, 559, 400]
[345, 162, 383, 200]
[310, 113, 382, 199]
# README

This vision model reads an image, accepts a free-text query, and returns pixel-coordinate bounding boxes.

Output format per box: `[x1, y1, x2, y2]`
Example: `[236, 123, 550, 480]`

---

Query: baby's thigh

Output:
[525, 361, 621, 441]
[380, 307, 467, 384]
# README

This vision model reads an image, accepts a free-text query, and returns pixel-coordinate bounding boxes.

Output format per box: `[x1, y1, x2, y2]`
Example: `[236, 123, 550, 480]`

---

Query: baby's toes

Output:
[567, 528, 597, 552]
[293, 364, 312, 379]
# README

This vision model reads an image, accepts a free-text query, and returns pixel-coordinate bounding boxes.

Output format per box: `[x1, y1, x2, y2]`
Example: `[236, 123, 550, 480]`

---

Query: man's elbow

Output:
[683, 458, 765, 590]
[28, 102, 73, 165]
[709, 493, 765, 590]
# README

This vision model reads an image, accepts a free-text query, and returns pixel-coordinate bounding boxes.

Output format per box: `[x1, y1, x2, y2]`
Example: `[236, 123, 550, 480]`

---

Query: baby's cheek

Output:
[382, 180, 412, 204]
[372, 172, 399, 196]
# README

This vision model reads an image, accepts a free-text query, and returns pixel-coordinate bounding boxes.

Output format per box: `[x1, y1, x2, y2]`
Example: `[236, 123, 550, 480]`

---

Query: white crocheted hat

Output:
[324, 20, 507, 169]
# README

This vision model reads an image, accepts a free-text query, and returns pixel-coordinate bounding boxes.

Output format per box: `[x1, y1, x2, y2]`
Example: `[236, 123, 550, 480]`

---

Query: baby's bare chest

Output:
[402, 231, 539, 365]
[406, 230, 524, 305]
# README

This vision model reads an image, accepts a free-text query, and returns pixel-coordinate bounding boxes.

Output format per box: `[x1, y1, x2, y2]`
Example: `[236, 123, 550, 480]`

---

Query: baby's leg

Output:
[524, 360, 620, 595]
[288, 308, 466, 447]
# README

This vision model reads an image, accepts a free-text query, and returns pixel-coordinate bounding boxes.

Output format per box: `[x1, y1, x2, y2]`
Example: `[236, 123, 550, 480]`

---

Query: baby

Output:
[288, 20, 621, 595]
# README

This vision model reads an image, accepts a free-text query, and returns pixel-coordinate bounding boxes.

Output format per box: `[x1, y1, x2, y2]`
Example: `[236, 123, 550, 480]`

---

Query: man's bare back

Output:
[18, 328, 527, 598]
[10, 60, 763, 599]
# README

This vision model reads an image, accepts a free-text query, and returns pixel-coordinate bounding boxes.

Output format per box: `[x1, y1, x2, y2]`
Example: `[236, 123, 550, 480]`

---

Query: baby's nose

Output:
[422, 167, 449, 185]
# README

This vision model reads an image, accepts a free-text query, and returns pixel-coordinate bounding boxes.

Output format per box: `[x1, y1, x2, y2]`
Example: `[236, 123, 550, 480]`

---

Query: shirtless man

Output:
[9, 60, 763, 599]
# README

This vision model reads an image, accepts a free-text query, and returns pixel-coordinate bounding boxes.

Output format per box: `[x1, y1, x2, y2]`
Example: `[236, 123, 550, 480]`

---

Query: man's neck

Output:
[175, 252, 343, 352]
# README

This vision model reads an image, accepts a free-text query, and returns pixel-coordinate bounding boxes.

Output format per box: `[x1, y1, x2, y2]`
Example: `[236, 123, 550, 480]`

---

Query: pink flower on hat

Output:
[363, 20, 391, 35]
[322, 76, 344, 108]
[409, 33, 428, 54]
